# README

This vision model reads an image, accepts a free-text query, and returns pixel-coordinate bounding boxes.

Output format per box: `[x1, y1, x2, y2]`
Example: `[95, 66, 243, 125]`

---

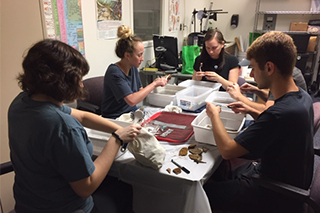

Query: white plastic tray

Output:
[191, 109, 245, 146]
[147, 84, 185, 107]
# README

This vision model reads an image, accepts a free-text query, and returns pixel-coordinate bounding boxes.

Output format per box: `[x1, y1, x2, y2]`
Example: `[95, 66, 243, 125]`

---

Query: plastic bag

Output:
[181, 45, 201, 74]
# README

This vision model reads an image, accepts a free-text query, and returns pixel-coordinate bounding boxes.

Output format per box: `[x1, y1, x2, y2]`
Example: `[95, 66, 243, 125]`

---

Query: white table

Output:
[86, 126, 222, 213]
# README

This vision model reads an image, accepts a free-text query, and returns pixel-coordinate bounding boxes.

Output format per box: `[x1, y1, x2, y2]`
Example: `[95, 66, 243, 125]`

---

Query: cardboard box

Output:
[290, 22, 308, 31]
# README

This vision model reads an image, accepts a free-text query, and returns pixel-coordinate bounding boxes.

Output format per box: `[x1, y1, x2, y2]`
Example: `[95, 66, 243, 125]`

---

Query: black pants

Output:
[204, 160, 304, 213]
[91, 175, 133, 213]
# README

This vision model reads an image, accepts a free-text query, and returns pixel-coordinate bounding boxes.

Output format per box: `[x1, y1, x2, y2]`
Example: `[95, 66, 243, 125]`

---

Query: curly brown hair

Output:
[18, 39, 89, 102]
[247, 31, 297, 77]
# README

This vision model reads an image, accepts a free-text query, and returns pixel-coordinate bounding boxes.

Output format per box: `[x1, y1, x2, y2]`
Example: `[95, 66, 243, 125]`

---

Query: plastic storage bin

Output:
[175, 85, 214, 111]
[178, 79, 222, 91]
[205, 91, 236, 105]
[205, 91, 253, 109]
[191, 109, 245, 146]
[147, 84, 186, 107]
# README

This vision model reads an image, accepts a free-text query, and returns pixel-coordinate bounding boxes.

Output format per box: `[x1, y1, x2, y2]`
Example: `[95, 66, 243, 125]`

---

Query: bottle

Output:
[193, 36, 198, 46]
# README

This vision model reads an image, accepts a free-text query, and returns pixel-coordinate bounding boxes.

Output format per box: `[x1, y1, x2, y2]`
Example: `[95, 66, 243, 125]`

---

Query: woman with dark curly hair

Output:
[192, 28, 239, 90]
[101, 25, 169, 119]
[8, 39, 141, 213]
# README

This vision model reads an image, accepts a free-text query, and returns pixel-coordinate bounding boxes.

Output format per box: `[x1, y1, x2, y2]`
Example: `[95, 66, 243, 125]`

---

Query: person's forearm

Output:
[71, 108, 121, 133]
[81, 111, 121, 132]
[124, 82, 157, 106]
[253, 89, 269, 102]
[236, 95, 266, 113]
[217, 76, 233, 90]
[247, 108, 262, 120]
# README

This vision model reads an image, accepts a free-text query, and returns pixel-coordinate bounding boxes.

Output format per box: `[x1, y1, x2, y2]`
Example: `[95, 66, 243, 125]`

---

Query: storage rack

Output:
[252, 0, 320, 93]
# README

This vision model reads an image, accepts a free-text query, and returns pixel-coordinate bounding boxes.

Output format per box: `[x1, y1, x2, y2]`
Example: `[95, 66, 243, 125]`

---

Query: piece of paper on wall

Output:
[168, 0, 180, 32]
[311, 0, 320, 12]
[96, 0, 122, 39]
[41, 0, 85, 56]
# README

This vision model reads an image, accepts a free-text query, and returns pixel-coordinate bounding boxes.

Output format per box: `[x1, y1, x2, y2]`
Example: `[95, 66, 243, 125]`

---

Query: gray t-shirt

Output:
[268, 67, 307, 100]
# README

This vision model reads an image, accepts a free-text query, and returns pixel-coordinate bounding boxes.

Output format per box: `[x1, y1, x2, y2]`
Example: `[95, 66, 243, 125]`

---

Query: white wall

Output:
[83, 0, 317, 78]
[0, 1, 44, 211]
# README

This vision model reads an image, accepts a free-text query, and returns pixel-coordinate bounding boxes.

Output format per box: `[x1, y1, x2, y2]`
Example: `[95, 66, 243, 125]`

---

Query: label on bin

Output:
[180, 100, 192, 108]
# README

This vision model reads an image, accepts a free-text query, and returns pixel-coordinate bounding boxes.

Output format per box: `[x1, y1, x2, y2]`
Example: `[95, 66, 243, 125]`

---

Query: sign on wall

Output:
[40, 0, 85, 55]
[96, 0, 122, 39]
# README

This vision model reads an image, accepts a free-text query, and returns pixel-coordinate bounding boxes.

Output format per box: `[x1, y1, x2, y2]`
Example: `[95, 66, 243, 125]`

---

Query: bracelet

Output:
[111, 131, 123, 146]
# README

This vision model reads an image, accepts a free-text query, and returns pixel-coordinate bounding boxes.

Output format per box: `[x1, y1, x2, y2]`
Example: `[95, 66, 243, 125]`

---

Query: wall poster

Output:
[40, 0, 85, 55]
[96, 0, 122, 39]
[168, 0, 180, 32]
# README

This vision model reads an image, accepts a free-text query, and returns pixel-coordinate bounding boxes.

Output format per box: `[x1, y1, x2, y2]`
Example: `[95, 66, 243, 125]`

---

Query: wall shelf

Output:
[253, 0, 320, 93]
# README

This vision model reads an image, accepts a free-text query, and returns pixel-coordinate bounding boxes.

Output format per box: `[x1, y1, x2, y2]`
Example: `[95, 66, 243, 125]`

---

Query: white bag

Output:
[127, 128, 166, 170]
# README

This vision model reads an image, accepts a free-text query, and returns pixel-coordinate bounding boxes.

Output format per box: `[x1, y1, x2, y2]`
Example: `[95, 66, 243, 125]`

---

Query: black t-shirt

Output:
[235, 88, 314, 190]
[193, 53, 239, 81]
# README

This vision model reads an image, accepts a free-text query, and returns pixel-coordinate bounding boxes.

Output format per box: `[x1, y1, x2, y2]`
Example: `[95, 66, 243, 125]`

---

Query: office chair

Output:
[251, 102, 320, 213]
[0, 161, 15, 213]
[77, 76, 104, 115]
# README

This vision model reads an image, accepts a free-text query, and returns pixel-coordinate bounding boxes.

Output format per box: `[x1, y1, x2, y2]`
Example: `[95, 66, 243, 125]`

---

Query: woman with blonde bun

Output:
[102, 25, 168, 118]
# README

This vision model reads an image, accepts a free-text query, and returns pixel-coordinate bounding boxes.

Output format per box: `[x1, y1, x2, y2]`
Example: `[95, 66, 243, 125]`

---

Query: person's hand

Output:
[227, 101, 251, 115]
[153, 76, 169, 87]
[206, 102, 221, 120]
[240, 83, 259, 94]
[204, 71, 220, 82]
[227, 83, 242, 100]
[114, 124, 141, 143]
[194, 71, 206, 81]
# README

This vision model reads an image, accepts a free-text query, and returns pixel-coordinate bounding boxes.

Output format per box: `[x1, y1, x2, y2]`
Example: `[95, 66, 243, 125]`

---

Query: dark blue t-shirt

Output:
[8, 92, 95, 213]
[101, 64, 142, 119]
[235, 88, 314, 190]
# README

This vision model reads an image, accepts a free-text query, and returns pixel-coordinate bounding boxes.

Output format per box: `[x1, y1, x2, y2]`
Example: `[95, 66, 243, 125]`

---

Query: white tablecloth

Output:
[86, 127, 222, 213]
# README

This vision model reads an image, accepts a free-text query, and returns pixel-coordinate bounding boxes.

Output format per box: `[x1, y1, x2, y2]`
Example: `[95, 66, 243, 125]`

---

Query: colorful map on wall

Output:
[41, 0, 85, 55]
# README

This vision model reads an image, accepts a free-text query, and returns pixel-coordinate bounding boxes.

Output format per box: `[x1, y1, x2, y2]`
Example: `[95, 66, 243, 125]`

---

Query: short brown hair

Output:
[247, 31, 297, 77]
[18, 39, 89, 102]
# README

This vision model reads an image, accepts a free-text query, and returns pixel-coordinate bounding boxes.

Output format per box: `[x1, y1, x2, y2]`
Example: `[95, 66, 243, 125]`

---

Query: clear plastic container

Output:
[178, 79, 221, 91]
[175, 85, 214, 111]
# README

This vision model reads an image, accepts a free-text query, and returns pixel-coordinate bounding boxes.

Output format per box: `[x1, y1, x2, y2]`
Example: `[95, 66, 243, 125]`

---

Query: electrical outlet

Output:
[263, 14, 277, 31]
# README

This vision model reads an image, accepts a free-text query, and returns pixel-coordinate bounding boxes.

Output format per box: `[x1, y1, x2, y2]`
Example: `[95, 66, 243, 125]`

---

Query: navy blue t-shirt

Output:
[101, 64, 142, 119]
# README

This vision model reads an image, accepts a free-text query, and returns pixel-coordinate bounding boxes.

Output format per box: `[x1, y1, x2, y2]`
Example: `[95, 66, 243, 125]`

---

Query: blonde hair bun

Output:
[117, 25, 133, 39]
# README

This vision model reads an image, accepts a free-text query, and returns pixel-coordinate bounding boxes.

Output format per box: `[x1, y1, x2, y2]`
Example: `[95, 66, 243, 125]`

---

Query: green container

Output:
[249, 32, 262, 46]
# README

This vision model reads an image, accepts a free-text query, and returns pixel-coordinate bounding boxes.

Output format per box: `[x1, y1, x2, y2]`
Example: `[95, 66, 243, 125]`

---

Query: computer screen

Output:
[153, 35, 179, 70]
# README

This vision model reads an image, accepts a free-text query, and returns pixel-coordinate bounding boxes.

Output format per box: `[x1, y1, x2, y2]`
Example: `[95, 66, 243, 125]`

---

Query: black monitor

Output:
[153, 35, 179, 70]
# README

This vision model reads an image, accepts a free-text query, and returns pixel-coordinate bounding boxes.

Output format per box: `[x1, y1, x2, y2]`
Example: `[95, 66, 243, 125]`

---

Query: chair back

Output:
[308, 102, 320, 213]
[77, 76, 104, 115]
[309, 161, 320, 213]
